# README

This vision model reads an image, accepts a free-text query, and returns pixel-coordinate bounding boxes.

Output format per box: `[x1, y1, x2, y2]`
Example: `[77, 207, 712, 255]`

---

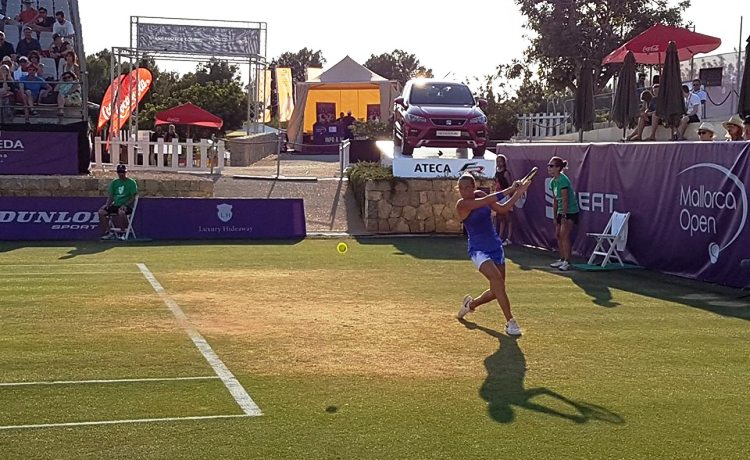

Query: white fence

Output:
[517, 113, 573, 139]
[92, 138, 225, 173]
[339, 139, 351, 178]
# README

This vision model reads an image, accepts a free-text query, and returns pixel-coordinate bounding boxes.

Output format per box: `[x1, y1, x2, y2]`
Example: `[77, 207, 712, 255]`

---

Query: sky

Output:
[77, 0, 746, 84]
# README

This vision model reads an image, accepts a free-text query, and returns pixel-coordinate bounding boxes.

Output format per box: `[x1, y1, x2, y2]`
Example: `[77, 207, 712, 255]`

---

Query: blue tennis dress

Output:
[463, 206, 505, 269]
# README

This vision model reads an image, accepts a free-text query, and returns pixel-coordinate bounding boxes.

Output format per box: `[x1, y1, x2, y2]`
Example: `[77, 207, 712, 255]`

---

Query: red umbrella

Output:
[603, 24, 721, 65]
[155, 103, 224, 129]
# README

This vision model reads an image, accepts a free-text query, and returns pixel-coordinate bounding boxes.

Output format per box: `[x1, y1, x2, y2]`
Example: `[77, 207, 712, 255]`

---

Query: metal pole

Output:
[736, 16, 743, 114]
[276, 132, 281, 178]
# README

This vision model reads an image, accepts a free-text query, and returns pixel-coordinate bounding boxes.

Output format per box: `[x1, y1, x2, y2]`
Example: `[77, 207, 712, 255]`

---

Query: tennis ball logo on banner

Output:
[677, 163, 747, 264]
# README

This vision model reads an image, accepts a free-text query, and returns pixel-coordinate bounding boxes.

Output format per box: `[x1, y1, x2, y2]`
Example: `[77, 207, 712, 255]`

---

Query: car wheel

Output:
[472, 146, 486, 157]
[402, 143, 414, 156]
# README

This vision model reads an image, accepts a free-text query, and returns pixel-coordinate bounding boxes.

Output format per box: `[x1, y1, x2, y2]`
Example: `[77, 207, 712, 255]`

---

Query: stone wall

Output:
[226, 133, 279, 166]
[363, 178, 493, 233]
[0, 175, 214, 197]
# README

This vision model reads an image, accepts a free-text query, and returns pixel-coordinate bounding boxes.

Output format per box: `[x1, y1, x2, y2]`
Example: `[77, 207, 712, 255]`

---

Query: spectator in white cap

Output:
[696, 122, 716, 141]
[722, 115, 745, 141]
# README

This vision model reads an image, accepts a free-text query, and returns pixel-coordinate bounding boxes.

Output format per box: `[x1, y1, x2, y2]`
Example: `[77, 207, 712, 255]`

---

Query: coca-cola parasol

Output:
[603, 24, 721, 65]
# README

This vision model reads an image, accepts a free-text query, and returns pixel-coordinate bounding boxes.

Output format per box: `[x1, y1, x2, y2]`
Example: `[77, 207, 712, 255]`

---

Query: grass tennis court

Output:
[0, 238, 748, 459]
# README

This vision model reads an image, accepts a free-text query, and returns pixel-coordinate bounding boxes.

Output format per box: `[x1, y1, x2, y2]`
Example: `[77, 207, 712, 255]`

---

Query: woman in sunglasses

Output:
[548, 157, 579, 272]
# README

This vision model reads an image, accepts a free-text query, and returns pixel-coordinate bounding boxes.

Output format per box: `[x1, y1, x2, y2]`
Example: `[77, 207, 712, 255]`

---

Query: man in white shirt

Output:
[53, 11, 75, 39]
[676, 84, 701, 141]
[689, 78, 707, 118]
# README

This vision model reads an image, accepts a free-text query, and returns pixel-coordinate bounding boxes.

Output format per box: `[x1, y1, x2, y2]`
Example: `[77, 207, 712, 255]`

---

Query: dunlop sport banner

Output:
[137, 23, 260, 56]
[499, 142, 750, 288]
[275, 67, 294, 122]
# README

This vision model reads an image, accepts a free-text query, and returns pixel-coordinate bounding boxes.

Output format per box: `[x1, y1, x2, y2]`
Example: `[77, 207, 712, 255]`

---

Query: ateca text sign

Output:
[393, 157, 495, 179]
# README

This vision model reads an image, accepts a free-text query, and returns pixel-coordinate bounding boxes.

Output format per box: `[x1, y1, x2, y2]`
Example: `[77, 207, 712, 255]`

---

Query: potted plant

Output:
[348, 119, 392, 163]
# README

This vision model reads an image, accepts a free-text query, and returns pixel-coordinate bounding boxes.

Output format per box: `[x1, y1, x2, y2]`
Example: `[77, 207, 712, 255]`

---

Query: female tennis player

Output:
[456, 172, 531, 336]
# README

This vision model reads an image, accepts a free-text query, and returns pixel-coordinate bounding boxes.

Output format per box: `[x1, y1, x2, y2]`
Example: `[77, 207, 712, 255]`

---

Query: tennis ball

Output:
[336, 242, 348, 254]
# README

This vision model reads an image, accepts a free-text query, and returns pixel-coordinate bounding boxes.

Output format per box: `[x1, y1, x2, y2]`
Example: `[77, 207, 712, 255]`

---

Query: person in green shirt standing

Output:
[547, 156, 579, 271]
[98, 163, 138, 240]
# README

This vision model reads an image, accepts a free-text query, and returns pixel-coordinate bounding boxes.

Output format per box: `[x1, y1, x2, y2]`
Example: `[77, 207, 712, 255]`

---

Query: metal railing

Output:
[339, 139, 351, 178]
[92, 138, 225, 173]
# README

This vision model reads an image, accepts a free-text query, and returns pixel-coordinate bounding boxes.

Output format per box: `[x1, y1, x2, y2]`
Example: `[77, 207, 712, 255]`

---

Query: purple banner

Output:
[0, 198, 306, 241]
[138, 198, 306, 240]
[498, 142, 750, 288]
[0, 132, 79, 175]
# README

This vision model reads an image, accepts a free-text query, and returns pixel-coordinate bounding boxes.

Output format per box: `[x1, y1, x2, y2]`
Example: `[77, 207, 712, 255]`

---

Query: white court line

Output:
[0, 272, 141, 276]
[0, 263, 138, 267]
[0, 376, 219, 387]
[0, 414, 251, 431]
[137, 263, 262, 417]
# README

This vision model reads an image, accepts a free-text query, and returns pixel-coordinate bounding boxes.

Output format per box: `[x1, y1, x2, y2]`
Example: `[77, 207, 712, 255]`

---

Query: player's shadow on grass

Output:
[459, 319, 625, 425]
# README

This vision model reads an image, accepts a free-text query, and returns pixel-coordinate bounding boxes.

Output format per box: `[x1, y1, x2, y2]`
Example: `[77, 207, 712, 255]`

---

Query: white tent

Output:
[287, 56, 400, 147]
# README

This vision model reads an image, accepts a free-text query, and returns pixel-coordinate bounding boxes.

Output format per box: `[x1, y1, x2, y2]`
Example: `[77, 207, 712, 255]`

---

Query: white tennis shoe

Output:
[505, 318, 522, 336]
[550, 259, 565, 268]
[457, 295, 473, 319]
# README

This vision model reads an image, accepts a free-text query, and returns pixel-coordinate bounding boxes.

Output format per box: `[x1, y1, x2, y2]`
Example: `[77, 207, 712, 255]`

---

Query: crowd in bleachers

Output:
[0, 0, 80, 122]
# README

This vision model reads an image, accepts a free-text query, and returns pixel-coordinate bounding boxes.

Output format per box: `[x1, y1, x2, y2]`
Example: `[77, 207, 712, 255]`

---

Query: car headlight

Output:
[469, 115, 487, 124]
[405, 113, 428, 124]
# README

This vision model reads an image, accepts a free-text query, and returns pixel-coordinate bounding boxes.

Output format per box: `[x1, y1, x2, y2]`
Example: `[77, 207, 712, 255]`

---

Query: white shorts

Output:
[469, 248, 505, 270]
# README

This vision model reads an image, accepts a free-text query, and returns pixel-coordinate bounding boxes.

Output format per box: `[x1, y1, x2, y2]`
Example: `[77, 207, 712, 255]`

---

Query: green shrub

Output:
[350, 120, 393, 140]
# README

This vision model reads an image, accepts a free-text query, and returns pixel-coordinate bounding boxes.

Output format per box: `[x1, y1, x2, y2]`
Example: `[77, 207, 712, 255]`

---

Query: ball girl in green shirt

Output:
[547, 156, 579, 271]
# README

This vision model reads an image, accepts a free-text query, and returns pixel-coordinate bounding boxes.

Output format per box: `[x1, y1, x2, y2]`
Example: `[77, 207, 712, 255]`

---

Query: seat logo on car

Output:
[446, 120, 452, 126]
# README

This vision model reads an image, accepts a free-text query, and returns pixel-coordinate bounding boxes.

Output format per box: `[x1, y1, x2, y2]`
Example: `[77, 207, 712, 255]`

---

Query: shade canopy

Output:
[656, 41, 685, 127]
[574, 61, 595, 135]
[603, 24, 721, 65]
[611, 51, 641, 130]
[155, 103, 224, 129]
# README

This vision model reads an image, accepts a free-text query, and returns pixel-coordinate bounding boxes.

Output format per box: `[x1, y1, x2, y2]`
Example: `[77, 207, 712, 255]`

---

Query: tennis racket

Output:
[521, 166, 538, 185]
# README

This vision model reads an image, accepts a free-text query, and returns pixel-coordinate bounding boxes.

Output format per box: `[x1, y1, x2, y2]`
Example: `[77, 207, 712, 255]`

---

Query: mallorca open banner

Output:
[0, 131, 78, 175]
[499, 142, 750, 288]
[136, 23, 260, 56]
[0, 198, 306, 241]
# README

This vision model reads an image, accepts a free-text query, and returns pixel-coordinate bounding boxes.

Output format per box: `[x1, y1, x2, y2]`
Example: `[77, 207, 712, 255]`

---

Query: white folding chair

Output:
[108, 195, 139, 241]
[586, 211, 630, 267]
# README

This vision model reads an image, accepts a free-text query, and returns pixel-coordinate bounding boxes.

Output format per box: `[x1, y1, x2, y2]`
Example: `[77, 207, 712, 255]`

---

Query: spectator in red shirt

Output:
[14, 0, 39, 27]
[30, 7, 55, 34]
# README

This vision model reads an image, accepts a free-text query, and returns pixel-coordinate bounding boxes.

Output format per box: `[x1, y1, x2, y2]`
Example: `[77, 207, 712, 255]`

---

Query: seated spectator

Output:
[98, 164, 138, 240]
[30, 7, 55, 34]
[14, 0, 39, 27]
[60, 50, 80, 78]
[722, 115, 745, 141]
[744, 116, 750, 141]
[0, 64, 20, 121]
[53, 11, 75, 39]
[626, 89, 657, 141]
[16, 26, 42, 58]
[636, 73, 647, 95]
[12, 56, 30, 80]
[20, 64, 52, 118]
[56, 71, 81, 116]
[643, 84, 662, 141]
[690, 79, 707, 105]
[0, 32, 15, 61]
[676, 84, 700, 141]
[48, 33, 66, 60]
[27, 51, 45, 78]
[696, 122, 716, 141]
